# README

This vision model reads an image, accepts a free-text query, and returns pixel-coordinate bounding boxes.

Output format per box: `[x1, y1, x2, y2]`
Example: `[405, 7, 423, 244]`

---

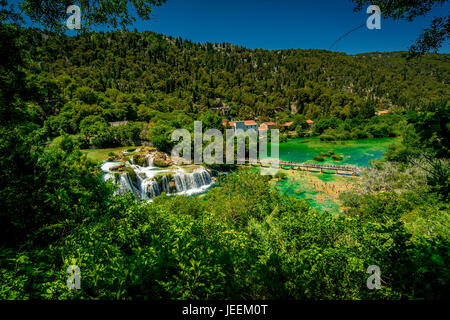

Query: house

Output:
[258, 122, 277, 131]
[376, 110, 390, 116]
[223, 120, 258, 132]
[306, 119, 314, 127]
[243, 120, 258, 131]
[231, 121, 244, 131]
[280, 121, 294, 128]
[262, 122, 276, 129]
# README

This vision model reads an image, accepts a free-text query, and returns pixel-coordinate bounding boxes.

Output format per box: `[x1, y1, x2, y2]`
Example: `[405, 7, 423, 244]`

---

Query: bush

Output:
[279, 134, 289, 143]
[331, 154, 344, 161]
[320, 151, 334, 157]
[314, 155, 326, 162]
[319, 134, 336, 141]
[0, 130, 111, 245]
[275, 171, 287, 180]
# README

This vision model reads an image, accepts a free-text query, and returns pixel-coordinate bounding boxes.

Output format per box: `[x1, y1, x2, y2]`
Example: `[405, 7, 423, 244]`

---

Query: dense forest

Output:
[0, 21, 449, 300]
[15, 28, 450, 149]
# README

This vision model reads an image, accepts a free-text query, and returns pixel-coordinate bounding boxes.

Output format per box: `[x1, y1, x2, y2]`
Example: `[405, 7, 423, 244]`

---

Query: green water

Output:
[275, 172, 352, 214]
[271, 137, 398, 214]
[272, 137, 398, 167]
[276, 175, 340, 213]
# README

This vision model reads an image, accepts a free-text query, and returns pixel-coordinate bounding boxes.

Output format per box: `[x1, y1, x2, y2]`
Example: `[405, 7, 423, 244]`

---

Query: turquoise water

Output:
[270, 137, 398, 214]
[271, 137, 398, 167]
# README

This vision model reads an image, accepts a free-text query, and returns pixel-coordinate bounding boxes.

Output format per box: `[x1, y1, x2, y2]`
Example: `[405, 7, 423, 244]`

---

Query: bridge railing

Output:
[257, 159, 359, 172]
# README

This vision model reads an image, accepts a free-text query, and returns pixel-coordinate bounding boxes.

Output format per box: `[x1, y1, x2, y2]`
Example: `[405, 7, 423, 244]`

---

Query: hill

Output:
[22, 29, 449, 125]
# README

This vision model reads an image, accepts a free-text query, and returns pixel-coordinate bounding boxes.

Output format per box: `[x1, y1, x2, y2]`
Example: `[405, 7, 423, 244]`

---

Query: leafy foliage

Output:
[352, 0, 449, 55]
[19, 0, 166, 31]
[0, 1, 448, 300]
[1, 169, 448, 299]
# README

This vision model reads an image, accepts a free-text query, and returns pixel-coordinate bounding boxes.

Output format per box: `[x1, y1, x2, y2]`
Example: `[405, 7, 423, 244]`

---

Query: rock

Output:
[172, 155, 191, 165]
[110, 164, 126, 171]
[132, 153, 149, 167]
[113, 152, 127, 161]
[153, 151, 172, 167]
[113, 148, 172, 167]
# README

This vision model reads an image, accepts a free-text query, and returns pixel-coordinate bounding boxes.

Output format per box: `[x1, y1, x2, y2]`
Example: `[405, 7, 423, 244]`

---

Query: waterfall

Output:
[130, 153, 154, 168]
[147, 154, 155, 168]
[101, 160, 213, 201]
[160, 175, 171, 194]
[116, 173, 141, 199]
[142, 179, 161, 199]
[174, 168, 212, 193]
[102, 172, 116, 183]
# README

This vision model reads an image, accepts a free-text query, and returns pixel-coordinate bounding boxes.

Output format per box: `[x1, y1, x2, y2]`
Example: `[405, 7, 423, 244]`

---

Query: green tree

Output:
[352, 0, 449, 55]
[19, 0, 167, 31]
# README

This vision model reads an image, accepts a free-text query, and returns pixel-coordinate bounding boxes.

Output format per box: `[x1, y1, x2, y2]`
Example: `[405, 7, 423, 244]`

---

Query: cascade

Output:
[160, 175, 171, 194]
[142, 179, 161, 199]
[173, 168, 212, 193]
[147, 153, 155, 167]
[102, 160, 213, 201]
[118, 172, 141, 199]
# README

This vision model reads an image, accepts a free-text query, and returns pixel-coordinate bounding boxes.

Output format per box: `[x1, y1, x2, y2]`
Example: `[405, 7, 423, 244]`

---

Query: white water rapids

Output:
[101, 154, 214, 201]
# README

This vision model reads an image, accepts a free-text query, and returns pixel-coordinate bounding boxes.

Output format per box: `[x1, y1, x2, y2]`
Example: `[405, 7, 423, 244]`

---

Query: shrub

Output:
[275, 171, 287, 180]
[331, 154, 344, 161]
[314, 155, 325, 162]
[319, 134, 336, 141]
[320, 151, 335, 157]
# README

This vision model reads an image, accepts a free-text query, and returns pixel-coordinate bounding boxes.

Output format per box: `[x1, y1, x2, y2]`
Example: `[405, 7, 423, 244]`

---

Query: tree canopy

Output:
[4, 0, 166, 31]
[352, 0, 449, 54]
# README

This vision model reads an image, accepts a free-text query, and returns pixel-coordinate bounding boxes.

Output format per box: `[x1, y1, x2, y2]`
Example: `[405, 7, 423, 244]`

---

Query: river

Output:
[274, 137, 398, 166]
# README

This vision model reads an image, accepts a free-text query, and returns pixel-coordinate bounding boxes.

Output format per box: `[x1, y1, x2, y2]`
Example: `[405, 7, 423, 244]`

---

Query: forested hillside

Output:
[24, 28, 449, 125]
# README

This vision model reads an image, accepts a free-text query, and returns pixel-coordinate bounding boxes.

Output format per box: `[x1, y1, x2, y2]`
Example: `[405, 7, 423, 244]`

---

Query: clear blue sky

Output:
[13, 0, 450, 54]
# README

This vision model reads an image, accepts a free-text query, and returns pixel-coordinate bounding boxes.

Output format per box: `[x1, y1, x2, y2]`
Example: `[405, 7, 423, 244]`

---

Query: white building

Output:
[224, 120, 258, 132]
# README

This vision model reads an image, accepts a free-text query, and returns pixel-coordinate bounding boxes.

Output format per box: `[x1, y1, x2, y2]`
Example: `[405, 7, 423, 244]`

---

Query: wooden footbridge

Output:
[243, 159, 360, 175]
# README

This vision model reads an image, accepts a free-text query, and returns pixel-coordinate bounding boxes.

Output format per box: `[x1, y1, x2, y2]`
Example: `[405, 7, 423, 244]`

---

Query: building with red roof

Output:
[306, 119, 314, 127]
[262, 122, 276, 129]
[222, 121, 235, 127]
[280, 121, 294, 127]
[223, 120, 257, 132]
